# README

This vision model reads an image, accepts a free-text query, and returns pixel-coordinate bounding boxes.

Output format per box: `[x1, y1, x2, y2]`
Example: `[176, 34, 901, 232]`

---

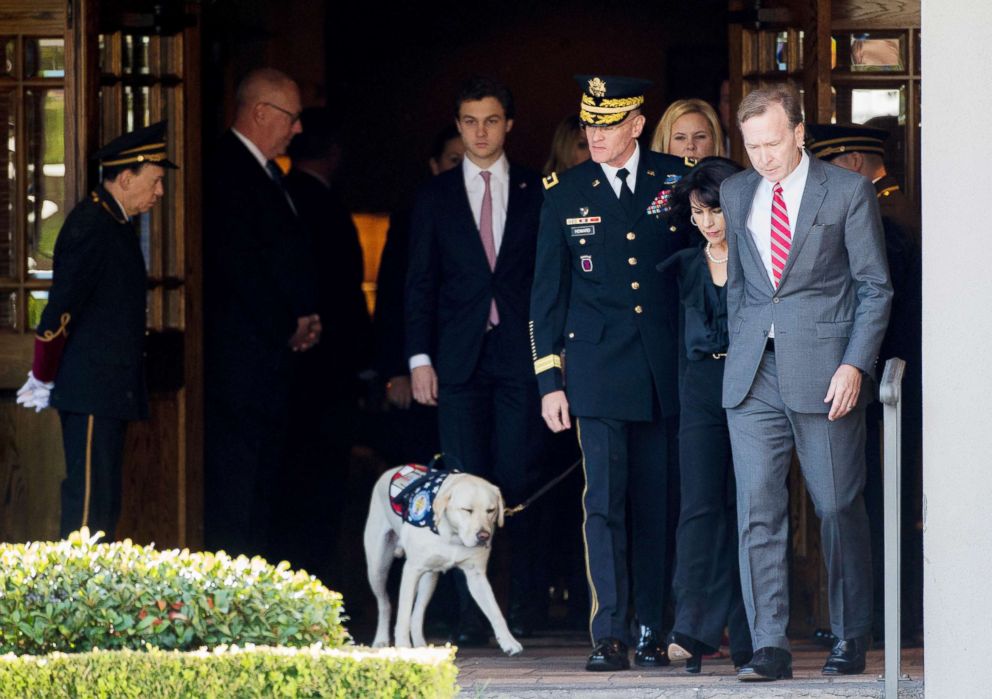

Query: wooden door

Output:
[0, 0, 203, 549]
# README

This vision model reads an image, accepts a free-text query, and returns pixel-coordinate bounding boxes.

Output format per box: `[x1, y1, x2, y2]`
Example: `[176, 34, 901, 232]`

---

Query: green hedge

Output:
[0, 529, 348, 655]
[0, 644, 458, 698]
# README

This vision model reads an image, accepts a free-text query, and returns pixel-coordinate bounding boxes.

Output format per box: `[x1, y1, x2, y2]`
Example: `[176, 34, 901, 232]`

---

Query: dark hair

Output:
[454, 76, 515, 120]
[670, 156, 744, 236]
[101, 161, 147, 183]
[287, 107, 341, 161]
[430, 124, 461, 162]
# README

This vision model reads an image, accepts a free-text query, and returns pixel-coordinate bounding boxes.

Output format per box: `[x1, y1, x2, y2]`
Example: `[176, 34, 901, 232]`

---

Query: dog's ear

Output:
[496, 488, 505, 528]
[433, 488, 452, 530]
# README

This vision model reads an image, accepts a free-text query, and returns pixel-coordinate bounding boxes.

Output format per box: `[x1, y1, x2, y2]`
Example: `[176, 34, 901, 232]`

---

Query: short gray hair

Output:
[737, 84, 803, 129]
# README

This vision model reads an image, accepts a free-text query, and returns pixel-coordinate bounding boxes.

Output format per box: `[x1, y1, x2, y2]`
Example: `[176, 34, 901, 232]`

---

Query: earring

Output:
[690, 214, 699, 228]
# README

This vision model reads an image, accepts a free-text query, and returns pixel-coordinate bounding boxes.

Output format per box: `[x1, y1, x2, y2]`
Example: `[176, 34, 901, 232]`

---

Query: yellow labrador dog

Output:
[364, 465, 523, 655]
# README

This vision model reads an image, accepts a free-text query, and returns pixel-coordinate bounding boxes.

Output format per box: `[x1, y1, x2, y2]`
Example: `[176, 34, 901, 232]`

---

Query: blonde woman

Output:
[543, 114, 589, 175]
[650, 99, 725, 159]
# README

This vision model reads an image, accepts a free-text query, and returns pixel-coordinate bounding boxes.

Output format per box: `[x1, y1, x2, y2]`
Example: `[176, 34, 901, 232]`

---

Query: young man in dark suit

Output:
[405, 76, 547, 643]
[16, 122, 177, 539]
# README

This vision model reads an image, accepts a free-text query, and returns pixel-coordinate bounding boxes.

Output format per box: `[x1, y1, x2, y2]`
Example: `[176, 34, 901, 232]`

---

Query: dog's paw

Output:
[500, 638, 524, 656]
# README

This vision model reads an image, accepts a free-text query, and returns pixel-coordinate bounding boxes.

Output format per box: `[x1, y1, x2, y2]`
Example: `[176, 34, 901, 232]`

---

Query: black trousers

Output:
[576, 411, 677, 644]
[204, 396, 289, 558]
[59, 411, 126, 540]
[671, 358, 751, 655]
[437, 325, 547, 627]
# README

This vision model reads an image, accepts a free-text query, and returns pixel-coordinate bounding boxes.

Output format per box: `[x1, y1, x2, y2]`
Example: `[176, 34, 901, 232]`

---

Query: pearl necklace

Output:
[705, 242, 728, 264]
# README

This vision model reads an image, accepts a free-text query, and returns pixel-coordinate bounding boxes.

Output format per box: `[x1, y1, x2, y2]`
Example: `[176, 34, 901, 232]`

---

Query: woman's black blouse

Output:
[657, 246, 729, 360]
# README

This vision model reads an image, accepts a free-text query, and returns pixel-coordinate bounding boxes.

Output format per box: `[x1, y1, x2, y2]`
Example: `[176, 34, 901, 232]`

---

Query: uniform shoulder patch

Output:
[543, 172, 559, 190]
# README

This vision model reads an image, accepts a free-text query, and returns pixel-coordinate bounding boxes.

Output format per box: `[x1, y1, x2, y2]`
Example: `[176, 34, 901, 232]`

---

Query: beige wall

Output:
[921, 1, 992, 695]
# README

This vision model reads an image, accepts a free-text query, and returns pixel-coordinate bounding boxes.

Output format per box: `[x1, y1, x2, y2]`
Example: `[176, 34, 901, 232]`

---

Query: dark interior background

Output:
[202, 0, 728, 213]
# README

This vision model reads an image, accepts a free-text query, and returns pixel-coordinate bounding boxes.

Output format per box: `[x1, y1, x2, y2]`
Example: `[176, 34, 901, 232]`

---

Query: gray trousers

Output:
[726, 350, 873, 650]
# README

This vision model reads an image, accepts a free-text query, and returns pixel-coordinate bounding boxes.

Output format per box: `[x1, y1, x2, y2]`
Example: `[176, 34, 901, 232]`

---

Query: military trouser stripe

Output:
[576, 418, 599, 645]
[81, 415, 94, 529]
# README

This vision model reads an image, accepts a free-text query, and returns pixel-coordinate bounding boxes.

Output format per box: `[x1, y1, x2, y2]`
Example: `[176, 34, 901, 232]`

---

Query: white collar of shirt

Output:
[599, 142, 640, 198]
[105, 191, 130, 222]
[232, 128, 270, 171]
[462, 152, 510, 253]
[746, 149, 810, 337]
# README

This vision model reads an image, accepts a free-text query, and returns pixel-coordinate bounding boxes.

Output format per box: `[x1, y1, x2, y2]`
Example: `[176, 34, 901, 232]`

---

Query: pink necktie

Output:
[770, 182, 791, 287]
[479, 171, 500, 327]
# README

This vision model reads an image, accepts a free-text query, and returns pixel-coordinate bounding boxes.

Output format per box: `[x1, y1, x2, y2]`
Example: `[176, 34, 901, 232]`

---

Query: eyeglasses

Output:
[261, 101, 302, 124]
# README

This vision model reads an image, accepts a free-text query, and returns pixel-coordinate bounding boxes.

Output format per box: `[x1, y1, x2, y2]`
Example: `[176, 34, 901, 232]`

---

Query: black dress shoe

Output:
[737, 646, 793, 681]
[634, 625, 670, 667]
[586, 637, 629, 671]
[731, 649, 754, 671]
[666, 630, 707, 672]
[822, 633, 872, 675]
[812, 627, 838, 647]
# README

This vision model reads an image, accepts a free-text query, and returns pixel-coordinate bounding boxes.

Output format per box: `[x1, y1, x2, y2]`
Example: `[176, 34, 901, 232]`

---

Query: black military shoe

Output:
[821, 633, 872, 675]
[586, 637, 629, 672]
[634, 625, 670, 667]
[737, 646, 793, 681]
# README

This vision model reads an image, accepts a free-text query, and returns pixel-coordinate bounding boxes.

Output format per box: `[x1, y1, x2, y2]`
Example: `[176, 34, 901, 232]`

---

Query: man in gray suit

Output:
[720, 85, 892, 682]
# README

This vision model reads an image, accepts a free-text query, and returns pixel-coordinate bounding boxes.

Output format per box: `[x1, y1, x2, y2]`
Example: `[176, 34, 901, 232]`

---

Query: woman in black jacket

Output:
[658, 157, 753, 673]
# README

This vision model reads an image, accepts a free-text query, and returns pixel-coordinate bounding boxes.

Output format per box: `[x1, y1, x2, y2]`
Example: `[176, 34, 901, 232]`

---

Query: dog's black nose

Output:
[476, 531, 491, 543]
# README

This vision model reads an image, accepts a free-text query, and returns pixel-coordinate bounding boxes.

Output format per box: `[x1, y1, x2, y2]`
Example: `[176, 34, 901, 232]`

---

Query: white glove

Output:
[16, 371, 54, 413]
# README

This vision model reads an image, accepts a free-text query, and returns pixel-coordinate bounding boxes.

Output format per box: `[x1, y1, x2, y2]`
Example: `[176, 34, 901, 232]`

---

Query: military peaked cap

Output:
[575, 75, 652, 127]
[92, 120, 179, 169]
[806, 123, 888, 160]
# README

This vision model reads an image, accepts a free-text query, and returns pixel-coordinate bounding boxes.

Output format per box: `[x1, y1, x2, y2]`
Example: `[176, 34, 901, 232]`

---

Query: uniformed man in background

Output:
[16, 121, 177, 540]
[530, 75, 692, 671]
[807, 122, 923, 645]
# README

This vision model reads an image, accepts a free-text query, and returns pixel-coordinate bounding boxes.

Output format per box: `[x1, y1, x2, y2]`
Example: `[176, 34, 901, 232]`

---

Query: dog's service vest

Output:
[389, 464, 453, 534]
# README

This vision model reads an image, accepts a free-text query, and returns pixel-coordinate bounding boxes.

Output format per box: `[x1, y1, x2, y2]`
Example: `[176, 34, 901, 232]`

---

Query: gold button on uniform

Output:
[631, 281, 640, 290]
[626, 232, 636, 240]
[628, 257, 637, 266]
[634, 305, 643, 314]
[579, 238, 587, 245]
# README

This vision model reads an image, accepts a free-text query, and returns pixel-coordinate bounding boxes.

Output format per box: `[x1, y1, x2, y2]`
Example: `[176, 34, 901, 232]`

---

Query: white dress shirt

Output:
[462, 152, 510, 253]
[408, 153, 512, 372]
[599, 143, 640, 198]
[745, 150, 810, 338]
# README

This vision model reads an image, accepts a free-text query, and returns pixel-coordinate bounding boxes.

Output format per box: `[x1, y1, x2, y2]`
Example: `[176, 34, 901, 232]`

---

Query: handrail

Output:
[879, 357, 907, 699]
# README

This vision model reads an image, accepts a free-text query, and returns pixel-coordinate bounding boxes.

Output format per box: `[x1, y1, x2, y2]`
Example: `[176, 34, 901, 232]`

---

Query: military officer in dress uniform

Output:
[807, 122, 923, 643]
[530, 75, 692, 671]
[16, 121, 176, 540]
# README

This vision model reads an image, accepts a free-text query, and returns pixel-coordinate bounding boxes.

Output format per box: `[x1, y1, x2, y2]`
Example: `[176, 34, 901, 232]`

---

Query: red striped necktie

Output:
[770, 182, 791, 287]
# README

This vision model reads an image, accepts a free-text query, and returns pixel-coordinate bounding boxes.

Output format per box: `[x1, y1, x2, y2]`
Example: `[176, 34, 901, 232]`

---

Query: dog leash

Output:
[504, 458, 582, 517]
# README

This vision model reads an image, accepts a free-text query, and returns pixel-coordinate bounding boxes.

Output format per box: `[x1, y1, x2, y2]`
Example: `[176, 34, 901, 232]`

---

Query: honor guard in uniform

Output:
[529, 75, 692, 671]
[16, 121, 177, 539]
[807, 122, 923, 643]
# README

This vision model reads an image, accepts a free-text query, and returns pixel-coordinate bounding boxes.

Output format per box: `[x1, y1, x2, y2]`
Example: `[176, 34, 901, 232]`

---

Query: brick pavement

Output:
[453, 633, 924, 698]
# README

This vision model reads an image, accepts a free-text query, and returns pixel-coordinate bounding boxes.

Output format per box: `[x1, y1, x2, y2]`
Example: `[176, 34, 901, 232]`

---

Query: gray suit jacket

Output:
[720, 155, 893, 413]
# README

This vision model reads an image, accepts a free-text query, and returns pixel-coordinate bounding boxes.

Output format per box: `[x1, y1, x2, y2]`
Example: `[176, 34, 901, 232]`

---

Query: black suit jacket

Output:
[203, 131, 317, 415]
[41, 186, 149, 421]
[405, 161, 543, 385]
[374, 208, 413, 380]
[286, 168, 371, 395]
